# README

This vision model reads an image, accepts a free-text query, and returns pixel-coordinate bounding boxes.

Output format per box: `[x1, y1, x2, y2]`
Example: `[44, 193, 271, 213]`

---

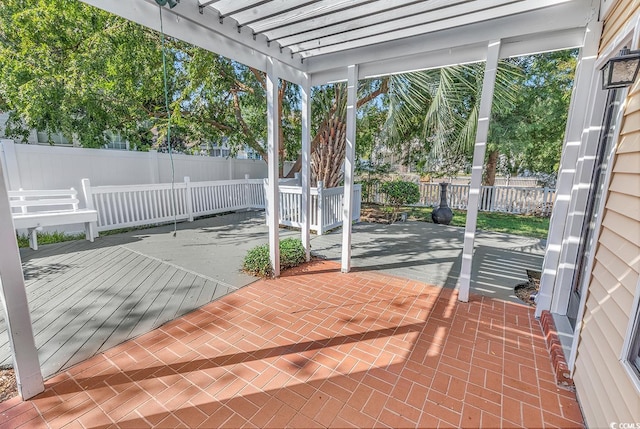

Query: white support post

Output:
[0, 162, 44, 400]
[317, 181, 324, 236]
[535, 20, 602, 318]
[266, 58, 281, 277]
[0, 140, 21, 190]
[341, 64, 358, 273]
[184, 176, 193, 222]
[458, 40, 501, 302]
[301, 75, 311, 262]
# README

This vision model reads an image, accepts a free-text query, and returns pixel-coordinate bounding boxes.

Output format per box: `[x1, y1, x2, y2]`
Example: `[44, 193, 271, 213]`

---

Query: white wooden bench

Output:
[9, 188, 98, 250]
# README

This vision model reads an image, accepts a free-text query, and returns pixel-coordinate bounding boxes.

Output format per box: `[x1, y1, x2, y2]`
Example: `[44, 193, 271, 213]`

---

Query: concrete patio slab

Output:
[310, 221, 545, 304]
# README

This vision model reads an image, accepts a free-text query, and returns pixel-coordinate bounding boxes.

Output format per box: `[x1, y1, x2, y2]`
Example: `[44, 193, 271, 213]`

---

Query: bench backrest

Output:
[8, 188, 80, 215]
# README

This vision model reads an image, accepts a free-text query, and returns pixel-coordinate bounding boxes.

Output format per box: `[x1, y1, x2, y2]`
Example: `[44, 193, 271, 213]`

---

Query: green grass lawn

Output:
[403, 206, 550, 239]
[16, 231, 85, 248]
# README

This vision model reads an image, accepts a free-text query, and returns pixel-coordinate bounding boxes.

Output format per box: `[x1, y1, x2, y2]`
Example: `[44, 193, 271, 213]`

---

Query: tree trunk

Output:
[311, 117, 347, 188]
[285, 78, 389, 179]
[483, 150, 499, 186]
[278, 82, 286, 178]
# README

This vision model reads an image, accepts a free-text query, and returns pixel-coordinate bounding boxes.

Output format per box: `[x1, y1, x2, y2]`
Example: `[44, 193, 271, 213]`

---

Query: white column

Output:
[535, 21, 602, 318]
[458, 40, 501, 302]
[341, 64, 358, 273]
[266, 58, 281, 277]
[301, 75, 311, 262]
[0, 162, 44, 399]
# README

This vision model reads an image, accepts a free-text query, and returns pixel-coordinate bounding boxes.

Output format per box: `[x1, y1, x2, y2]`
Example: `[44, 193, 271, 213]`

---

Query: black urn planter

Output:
[431, 182, 453, 225]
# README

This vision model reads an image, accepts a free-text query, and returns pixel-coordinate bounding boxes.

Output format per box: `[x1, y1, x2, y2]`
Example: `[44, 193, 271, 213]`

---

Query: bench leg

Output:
[27, 227, 41, 250]
[85, 222, 97, 242]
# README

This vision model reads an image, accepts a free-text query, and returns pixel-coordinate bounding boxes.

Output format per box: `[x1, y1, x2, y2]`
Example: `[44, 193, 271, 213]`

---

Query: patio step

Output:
[539, 310, 575, 389]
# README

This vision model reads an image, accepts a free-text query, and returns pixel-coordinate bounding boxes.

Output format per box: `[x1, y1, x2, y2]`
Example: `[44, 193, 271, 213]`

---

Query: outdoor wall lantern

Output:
[155, 0, 178, 8]
[601, 46, 640, 90]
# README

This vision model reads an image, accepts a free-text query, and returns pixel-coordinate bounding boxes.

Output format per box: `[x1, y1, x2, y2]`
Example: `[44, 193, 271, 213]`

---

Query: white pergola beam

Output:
[300, 75, 311, 262]
[458, 39, 502, 303]
[279, 0, 479, 49]
[341, 64, 358, 273]
[82, 0, 306, 85]
[0, 163, 44, 400]
[305, 1, 592, 79]
[266, 58, 280, 277]
[312, 27, 586, 86]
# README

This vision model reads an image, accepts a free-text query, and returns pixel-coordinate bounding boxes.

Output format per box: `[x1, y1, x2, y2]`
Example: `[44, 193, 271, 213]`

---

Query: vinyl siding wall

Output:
[573, 1, 640, 426]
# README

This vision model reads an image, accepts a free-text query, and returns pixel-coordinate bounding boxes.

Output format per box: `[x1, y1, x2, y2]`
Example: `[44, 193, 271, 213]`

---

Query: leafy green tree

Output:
[488, 50, 577, 184]
[0, 0, 166, 147]
[0, 0, 301, 176]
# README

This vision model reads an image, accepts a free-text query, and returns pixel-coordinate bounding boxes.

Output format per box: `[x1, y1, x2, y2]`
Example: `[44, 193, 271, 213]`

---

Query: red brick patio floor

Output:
[0, 260, 584, 428]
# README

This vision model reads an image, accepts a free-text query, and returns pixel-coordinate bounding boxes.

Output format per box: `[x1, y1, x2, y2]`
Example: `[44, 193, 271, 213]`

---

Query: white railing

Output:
[83, 176, 358, 233]
[365, 182, 555, 216]
[276, 181, 362, 235]
[84, 176, 265, 231]
[189, 178, 265, 219]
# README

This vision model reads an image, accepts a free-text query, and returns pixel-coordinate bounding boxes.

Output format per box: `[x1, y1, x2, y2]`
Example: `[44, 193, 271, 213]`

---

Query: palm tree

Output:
[384, 62, 521, 185]
[284, 61, 520, 187]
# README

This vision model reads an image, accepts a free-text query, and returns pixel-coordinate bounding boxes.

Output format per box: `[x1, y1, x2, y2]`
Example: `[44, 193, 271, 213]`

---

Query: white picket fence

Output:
[365, 182, 555, 216]
[278, 181, 362, 235]
[82, 177, 359, 234]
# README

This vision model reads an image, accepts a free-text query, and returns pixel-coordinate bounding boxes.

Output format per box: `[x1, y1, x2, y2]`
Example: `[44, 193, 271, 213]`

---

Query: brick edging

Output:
[539, 310, 575, 389]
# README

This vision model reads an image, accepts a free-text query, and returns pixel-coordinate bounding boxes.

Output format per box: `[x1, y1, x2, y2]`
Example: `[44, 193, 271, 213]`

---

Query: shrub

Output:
[279, 237, 306, 269]
[380, 180, 420, 221]
[242, 243, 271, 277]
[242, 238, 306, 277]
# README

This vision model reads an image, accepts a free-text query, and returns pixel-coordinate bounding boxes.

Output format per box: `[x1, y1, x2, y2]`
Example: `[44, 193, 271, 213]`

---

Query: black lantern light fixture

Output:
[155, 0, 178, 8]
[601, 46, 640, 90]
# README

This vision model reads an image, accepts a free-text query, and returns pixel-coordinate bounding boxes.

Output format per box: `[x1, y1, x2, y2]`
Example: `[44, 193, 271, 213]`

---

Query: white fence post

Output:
[0, 140, 22, 190]
[244, 174, 250, 208]
[184, 176, 193, 222]
[81, 178, 99, 239]
[317, 180, 324, 235]
[542, 187, 550, 216]
[149, 150, 160, 184]
[229, 159, 235, 180]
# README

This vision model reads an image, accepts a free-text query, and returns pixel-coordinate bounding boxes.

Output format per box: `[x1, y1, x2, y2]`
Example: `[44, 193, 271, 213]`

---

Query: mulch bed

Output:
[0, 365, 17, 403]
[514, 269, 541, 306]
[360, 204, 396, 224]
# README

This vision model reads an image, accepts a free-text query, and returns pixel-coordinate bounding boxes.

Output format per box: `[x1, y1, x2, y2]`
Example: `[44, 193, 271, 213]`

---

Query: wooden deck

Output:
[0, 212, 270, 378]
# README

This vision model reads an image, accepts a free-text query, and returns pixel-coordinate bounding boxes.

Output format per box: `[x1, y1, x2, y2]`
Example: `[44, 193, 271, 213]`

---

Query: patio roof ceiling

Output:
[83, 0, 598, 85]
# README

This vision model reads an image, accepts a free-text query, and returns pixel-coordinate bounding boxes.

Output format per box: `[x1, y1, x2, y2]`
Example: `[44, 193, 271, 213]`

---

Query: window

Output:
[632, 336, 640, 374]
[621, 278, 640, 391]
